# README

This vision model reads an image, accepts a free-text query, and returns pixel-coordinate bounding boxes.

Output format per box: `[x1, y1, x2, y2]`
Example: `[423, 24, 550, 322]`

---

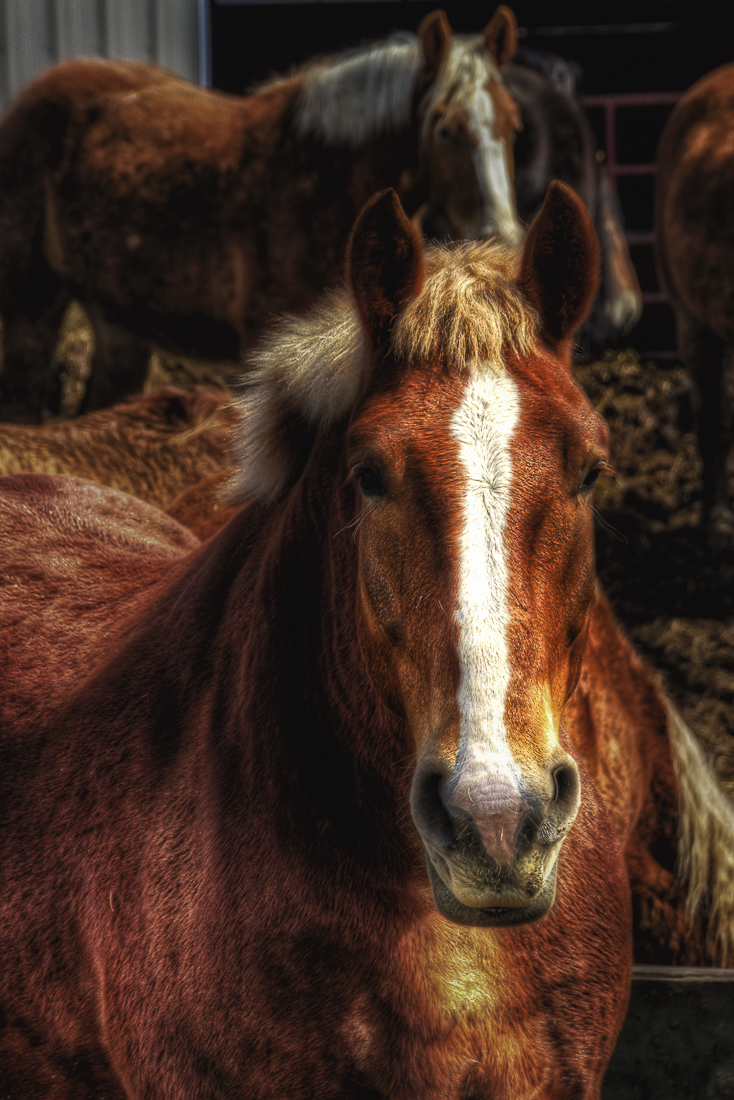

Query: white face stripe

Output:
[448, 367, 522, 800]
[430, 37, 522, 245]
[469, 87, 523, 246]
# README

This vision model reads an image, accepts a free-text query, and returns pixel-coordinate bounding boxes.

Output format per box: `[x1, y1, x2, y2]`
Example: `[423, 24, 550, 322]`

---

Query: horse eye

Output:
[353, 465, 385, 497]
[436, 124, 451, 141]
[579, 464, 603, 493]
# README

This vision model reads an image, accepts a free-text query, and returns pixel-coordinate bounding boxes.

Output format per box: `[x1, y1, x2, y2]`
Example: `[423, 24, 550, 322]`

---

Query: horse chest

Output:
[335, 918, 551, 1100]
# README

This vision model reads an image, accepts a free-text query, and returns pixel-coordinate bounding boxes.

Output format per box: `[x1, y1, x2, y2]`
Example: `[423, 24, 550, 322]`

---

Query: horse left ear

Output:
[417, 10, 452, 84]
[518, 180, 600, 355]
[347, 189, 424, 348]
[484, 6, 518, 71]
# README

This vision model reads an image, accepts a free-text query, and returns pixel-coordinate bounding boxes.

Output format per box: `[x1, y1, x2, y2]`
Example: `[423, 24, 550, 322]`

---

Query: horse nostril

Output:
[516, 811, 539, 854]
[410, 766, 457, 850]
[552, 762, 580, 813]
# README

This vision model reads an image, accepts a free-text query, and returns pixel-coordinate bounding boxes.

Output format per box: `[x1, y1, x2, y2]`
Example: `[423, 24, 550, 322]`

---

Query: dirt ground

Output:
[575, 350, 734, 798]
[51, 305, 734, 797]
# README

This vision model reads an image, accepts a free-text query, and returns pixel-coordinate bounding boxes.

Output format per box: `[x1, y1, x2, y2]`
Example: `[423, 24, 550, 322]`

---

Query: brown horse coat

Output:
[656, 63, 734, 536]
[0, 387, 236, 512]
[0, 186, 636, 1099]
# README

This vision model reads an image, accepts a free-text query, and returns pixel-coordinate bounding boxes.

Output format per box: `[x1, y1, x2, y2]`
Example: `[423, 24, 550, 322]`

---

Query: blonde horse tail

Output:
[666, 701, 734, 965]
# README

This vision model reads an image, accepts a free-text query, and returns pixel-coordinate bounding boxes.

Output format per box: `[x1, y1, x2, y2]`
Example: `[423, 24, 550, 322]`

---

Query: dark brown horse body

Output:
[0, 8, 521, 421]
[499, 49, 642, 347]
[656, 63, 734, 539]
[0, 185, 637, 1098]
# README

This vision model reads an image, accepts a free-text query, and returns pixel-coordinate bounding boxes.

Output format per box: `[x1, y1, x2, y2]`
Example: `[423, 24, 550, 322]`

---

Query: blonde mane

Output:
[666, 703, 734, 964]
[228, 240, 538, 503]
[292, 34, 423, 147]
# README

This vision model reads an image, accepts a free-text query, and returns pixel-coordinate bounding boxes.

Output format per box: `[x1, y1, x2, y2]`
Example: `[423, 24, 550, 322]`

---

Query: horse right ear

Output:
[518, 180, 600, 358]
[484, 6, 518, 71]
[417, 10, 452, 83]
[347, 189, 424, 349]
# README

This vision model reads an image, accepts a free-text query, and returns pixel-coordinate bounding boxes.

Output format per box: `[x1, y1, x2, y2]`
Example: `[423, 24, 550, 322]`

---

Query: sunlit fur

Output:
[229, 241, 538, 502]
[293, 35, 423, 146]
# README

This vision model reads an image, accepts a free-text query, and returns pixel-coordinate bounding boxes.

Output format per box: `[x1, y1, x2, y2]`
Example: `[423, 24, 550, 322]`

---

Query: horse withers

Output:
[656, 63, 734, 542]
[0, 184, 632, 1097]
[0, 6, 522, 422]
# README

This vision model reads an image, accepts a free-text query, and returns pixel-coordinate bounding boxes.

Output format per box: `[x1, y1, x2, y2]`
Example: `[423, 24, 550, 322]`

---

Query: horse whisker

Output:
[593, 507, 627, 544]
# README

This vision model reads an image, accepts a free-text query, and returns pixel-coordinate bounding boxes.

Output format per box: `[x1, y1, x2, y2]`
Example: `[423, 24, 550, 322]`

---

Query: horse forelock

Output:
[393, 242, 537, 373]
[292, 34, 423, 147]
[422, 34, 501, 130]
[228, 241, 538, 503]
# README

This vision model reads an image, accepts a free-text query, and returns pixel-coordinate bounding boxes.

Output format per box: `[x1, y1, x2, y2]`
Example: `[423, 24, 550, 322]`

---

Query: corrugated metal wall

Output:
[0, 0, 200, 109]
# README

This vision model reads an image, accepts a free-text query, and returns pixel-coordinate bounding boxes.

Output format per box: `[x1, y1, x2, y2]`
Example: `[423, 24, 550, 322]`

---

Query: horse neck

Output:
[286, 69, 425, 215]
[196, 429, 417, 870]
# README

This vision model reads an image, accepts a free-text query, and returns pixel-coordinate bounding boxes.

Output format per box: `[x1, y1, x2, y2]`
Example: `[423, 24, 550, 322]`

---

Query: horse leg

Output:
[676, 309, 733, 540]
[0, 270, 70, 423]
[82, 304, 152, 412]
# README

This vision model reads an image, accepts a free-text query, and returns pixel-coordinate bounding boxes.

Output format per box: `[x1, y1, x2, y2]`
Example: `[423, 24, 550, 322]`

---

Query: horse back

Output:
[0, 474, 197, 724]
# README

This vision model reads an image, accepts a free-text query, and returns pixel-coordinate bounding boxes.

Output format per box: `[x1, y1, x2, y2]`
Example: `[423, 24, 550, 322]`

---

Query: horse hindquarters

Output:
[655, 64, 734, 539]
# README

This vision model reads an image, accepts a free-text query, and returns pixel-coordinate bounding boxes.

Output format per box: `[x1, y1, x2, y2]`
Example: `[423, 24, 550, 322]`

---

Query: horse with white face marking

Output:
[0, 7, 522, 422]
[0, 184, 630, 1097]
[417, 6, 522, 243]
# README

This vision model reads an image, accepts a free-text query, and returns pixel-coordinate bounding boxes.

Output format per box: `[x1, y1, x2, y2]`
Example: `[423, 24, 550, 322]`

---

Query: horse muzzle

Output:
[410, 752, 580, 927]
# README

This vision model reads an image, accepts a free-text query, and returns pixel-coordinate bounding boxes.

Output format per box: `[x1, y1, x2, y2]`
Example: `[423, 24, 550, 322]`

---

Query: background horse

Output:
[655, 62, 734, 542]
[0, 386, 236, 511]
[419, 46, 642, 350]
[0, 6, 521, 423]
[0, 184, 635, 1098]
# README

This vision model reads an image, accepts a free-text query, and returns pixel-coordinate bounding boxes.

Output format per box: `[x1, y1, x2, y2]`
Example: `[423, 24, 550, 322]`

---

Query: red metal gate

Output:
[583, 91, 682, 357]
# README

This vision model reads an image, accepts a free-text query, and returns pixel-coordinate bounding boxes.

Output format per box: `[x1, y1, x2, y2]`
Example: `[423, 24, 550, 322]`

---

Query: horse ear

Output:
[484, 6, 518, 71]
[417, 10, 452, 83]
[347, 189, 424, 347]
[518, 180, 600, 354]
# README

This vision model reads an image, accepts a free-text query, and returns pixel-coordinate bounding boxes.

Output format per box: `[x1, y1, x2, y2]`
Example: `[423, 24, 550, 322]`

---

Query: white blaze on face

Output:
[449, 367, 522, 804]
[468, 82, 523, 246]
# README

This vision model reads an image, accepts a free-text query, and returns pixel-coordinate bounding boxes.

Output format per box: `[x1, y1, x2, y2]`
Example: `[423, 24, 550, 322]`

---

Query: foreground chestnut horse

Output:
[656, 63, 734, 540]
[0, 184, 634, 1097]
[0, 7, 522, 422]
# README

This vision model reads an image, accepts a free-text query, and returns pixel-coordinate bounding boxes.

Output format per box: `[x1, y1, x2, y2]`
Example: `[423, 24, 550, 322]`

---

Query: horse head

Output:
[231, 180, 607, 928]
[345, 184, 606, 925]
[417, 7, 524, 245]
